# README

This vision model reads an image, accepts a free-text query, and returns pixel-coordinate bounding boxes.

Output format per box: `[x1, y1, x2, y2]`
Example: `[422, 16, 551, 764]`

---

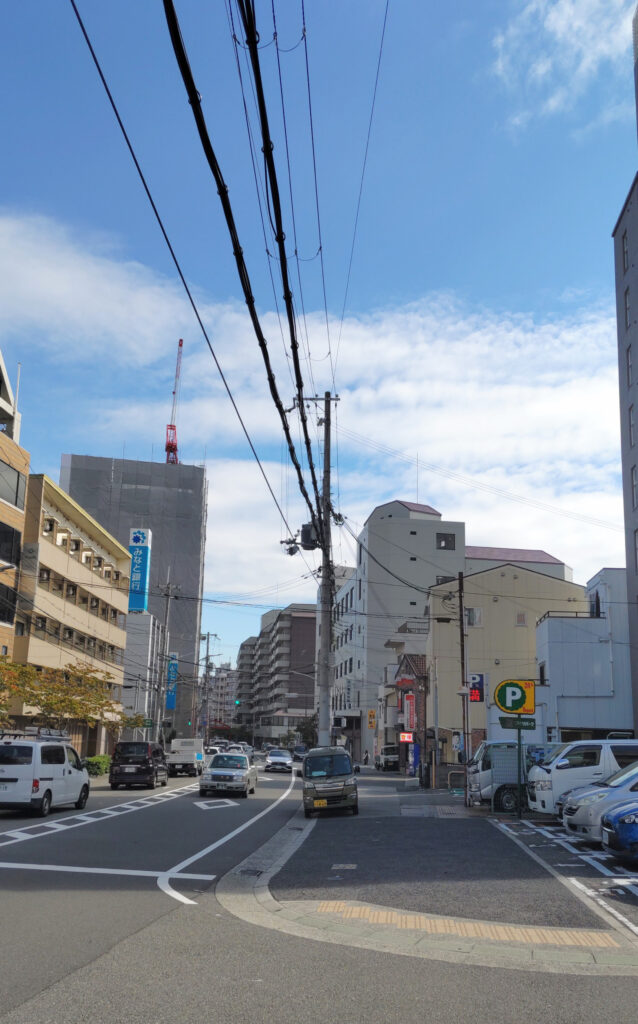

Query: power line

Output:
[68, 0, 302, 561]
[161, 0, 322, 544]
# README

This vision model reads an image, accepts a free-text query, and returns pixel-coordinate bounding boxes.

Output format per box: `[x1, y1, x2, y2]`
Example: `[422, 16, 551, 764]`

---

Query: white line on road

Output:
[0, 861, 215, 881]
[157, 772, 298, 905]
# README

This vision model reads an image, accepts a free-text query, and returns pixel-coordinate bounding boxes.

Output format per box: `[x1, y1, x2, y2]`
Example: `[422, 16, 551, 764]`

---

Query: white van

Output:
[527, 739, 638, 816]
[0, 732, 90, 817]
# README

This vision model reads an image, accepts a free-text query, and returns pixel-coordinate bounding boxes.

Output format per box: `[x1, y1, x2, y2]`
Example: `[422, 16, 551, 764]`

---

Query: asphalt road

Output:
[1, 769, 638, 1024]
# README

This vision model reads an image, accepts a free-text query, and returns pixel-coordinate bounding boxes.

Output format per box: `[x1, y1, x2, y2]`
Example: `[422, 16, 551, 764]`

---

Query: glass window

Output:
[563, 745, 601, 768]
[41, 745, 65, 765]
[0, 459, 26, 510]
[0, 523, 21, 566]
[633, 467, 638, 509]
[630, 405, 636, 447]
[66, 747, 82, 770]
[466, 607, 482, 627]
[634, 529, 638, 571]
[304, 753, 352, 778]
[611, 745, 638, 769]
[0, 744, 32, 765]
[623, 230, 630, 273]
[0, 584, 17, 625]
[436, 533, 456, 550]
[626, 289, 631, 332]
[516, 612, 527, 627]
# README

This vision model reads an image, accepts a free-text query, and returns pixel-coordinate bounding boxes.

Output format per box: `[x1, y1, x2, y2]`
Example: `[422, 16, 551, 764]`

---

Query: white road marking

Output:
[157, 771, 298, 905]
[194, 799, 238, 810]
[0, 782, 198, 849]
[569, 875, 638, 938]
[0, 861, 215, 881]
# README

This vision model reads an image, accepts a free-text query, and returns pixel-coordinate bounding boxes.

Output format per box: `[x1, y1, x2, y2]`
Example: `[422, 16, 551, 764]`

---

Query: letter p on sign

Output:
[494, 679, 535, 715]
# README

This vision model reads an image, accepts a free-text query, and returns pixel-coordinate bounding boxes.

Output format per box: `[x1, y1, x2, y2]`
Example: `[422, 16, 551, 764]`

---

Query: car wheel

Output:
[38, 790, 52, 817]
[75, 785, 89, 810]
[147, 774, 157, 790]
[200, 789, 208, 797]
[110, 783, 119, 791]
[241, 789, 248, 798]
[161, 775, 168, 787]
[304, 808, 312, 818]
[496, 787, 518, 813]
[351, 802, 359, 816]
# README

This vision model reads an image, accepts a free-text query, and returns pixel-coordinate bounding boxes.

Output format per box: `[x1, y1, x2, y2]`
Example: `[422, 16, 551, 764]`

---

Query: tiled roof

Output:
[397, 501, 441, 516]
[465, 546, 562, 565]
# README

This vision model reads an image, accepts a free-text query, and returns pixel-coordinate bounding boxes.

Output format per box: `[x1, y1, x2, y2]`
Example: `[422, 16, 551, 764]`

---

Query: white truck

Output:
[467, 739, 560, 812]
[166, 738, 205, 777]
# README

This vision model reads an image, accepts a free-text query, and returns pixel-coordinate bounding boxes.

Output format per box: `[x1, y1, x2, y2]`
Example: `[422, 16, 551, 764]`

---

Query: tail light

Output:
[32, 779, 40, 793]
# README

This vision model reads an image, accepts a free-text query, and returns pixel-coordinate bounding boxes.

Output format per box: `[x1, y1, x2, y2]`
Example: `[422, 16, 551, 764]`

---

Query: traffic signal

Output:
[187, 719, 192, 727]
[234, 698, 241, 706]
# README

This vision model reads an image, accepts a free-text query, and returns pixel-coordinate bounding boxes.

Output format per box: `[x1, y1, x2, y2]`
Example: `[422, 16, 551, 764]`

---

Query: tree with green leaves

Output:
[0, 658, 145, 735]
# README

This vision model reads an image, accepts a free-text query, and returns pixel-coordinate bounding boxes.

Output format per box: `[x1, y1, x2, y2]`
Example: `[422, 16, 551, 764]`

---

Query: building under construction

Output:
[60, 454, 207, 736]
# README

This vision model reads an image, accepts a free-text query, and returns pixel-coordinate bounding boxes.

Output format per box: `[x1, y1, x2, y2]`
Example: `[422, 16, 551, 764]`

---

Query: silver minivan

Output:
[0, 732, 90, 816]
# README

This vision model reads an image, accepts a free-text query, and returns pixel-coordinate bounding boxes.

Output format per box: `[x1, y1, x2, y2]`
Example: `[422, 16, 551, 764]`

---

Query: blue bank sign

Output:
[128, 528, 152, 612]
[165, 653, 179, 711]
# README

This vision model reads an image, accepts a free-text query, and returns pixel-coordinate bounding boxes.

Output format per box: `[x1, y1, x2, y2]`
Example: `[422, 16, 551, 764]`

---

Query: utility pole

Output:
[317, 392, 333, 747]
[156, 569, 181, 744]
[458, 571, 471, 805]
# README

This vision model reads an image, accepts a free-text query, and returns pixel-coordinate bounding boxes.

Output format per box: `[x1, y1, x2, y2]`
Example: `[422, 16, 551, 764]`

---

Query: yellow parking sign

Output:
[368, 709, 376, 730]
[494, 679, 535, 715]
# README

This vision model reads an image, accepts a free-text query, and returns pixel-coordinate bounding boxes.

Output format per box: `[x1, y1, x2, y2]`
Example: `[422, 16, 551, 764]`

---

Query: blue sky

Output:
[1, 0, 636, 664]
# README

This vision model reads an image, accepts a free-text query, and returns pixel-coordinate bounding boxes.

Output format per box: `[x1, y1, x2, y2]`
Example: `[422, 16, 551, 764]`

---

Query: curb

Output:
[215, 809, 638, 976]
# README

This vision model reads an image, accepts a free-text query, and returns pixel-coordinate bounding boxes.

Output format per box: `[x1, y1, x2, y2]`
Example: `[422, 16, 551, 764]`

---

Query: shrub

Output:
[85, 754, 111, 777]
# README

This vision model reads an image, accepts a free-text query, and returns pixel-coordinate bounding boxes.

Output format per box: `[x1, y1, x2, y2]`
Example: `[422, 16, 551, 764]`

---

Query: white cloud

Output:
[493, 0, 635, 126]
[0, 211, 625, 602]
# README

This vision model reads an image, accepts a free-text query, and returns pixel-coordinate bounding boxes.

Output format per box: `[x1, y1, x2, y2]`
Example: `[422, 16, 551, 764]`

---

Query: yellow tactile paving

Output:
[316, 901, 619, 948]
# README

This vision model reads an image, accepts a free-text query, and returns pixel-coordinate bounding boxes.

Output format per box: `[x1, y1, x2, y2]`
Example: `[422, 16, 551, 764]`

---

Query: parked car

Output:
[200, 753, 257, 797]
[561, 762, 638, 842]
[292, 745, 307, 763]
[264, 748, 293, 772]
[0, 730, 90, 817]
[110, 741, 169, 790]
[601, 801, 638, 861]
[527, 739, 638, 816]
[301, 746, 359, 818]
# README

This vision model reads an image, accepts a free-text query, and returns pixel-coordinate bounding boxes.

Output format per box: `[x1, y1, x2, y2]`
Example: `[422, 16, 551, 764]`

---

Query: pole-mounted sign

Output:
[493, 679, 535, 716]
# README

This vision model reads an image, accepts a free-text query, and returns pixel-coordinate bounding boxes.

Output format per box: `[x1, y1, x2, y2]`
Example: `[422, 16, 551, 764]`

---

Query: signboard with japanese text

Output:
[128, 528, 152, 612]
[368, 709, 376, 730]
[165, 653, 179, 711]
[468, 673, 485, 703]
[400, 732, 414, 742]
[404, 693, 416, 730]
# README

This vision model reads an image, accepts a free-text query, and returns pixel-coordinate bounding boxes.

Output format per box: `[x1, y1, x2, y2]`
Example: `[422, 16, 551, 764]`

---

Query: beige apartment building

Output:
[12, 474, 131, 754]
[426, 564, 587, 763]
[0, 353, 29, 661]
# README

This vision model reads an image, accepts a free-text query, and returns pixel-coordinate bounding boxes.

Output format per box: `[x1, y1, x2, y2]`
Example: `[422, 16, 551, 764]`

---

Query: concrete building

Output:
[60, 454, 207, 735]
[235, 635, 257, 734]
[0, 352, 29, 660]
[206, 662, 238, 736]
[536, 568, 633, 741]
[237, 603, 316, 745]
[426, 564, 588, 761]
[332, 501, 466, 761]
[14, 474, 130, 754]
[121, 612, 166, 739]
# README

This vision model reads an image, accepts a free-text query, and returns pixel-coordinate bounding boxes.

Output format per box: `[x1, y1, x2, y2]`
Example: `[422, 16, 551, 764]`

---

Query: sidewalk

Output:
[216, 782, 638, 976]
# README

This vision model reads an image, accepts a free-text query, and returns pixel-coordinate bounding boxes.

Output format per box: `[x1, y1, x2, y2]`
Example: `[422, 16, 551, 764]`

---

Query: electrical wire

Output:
[162, 0, 322, 544]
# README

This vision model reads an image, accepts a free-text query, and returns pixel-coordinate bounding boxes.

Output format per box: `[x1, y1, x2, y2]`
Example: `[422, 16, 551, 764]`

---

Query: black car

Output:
[109, 741, 169, 790]
[292, 745, 307, 762]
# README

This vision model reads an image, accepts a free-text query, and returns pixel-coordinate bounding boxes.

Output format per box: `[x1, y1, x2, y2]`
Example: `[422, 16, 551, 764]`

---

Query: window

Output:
[623, 230, 630, 273]
[0, 584, 17, 625]
[626, 289, 631, 332]
[563, 745, 601, 768]
[611, 745, 638, 768]
[466, 607, 482, 627]
[634, 529, 638, 571]
[0, 459, 26, 510]
[410, 530, 417, 535]
[410, 556, 417, 562]
[358, 578, 362, 600]
[516, 612, 527, 627]
[436, 533, 455, 550]
[348, 658, 353, 673]
[633, 467, 638, 509]
[41, 745, 65, 766]
[0, 523, 21, 566]
[1, 646, 7, 656]
[631, 405, 636, 447]
[14, 619, 25, 636]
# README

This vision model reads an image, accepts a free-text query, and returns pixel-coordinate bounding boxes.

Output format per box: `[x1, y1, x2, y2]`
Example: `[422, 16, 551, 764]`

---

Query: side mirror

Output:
[555, 759, 571, 770]
[354, 764, 360, 774]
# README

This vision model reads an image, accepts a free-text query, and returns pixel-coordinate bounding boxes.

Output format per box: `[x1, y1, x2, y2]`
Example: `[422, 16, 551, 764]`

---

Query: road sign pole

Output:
[517, 721, 522, 820]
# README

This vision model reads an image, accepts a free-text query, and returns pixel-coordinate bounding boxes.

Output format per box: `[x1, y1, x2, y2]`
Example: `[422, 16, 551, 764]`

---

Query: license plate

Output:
[313, 799, 327, 808]
[123, 766, 136, 773]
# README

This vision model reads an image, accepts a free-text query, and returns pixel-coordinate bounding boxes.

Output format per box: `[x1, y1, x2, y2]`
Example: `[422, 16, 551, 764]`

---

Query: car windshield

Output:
[114, 743, 148, 758]
[540, 743, 571, 766]
[269, 750, 289, 757]
[304, 754, 352, 778]
[0, 744, 33, 765]
[210, 755, 247, 769]
[605, 763, 638, 787]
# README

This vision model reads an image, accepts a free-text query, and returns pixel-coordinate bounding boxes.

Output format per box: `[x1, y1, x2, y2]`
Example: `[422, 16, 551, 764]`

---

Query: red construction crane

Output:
[165, 338, 183, 464]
